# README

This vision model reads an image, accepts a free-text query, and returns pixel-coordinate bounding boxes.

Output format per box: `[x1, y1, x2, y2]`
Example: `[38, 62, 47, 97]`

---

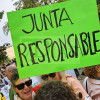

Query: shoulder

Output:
[83, 77, 88, 88]
[88, 78, 100, 85]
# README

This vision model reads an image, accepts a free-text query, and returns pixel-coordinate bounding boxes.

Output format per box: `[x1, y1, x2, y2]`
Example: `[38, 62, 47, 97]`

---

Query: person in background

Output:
[1, 69, 6, 77]
[0, 78, 6, 88]
[0, 73, 8, 88]
[0, 69, 9, 85]
[11, 71, 35, 100]
[5, 64, 17, 100]
[34, 80, 79, 100]
[40, 72, 92, 100]
[12, 58, 16, 65]
[83, 65, 100, 100]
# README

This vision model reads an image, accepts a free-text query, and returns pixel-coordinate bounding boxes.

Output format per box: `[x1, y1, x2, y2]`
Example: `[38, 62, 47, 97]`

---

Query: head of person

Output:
[0, 74, 3, 78]
[41, 72, 61, 82]
[2, 70, 5, 76]
[1, 69, 5, 74]
[11, 72, 33, 100]
[3, 63, 6, 68]
[84, 65, 100, 78]
[34, 80, 79, 100]
[0, 79, 2, 83]
[5, 64, 17, 80]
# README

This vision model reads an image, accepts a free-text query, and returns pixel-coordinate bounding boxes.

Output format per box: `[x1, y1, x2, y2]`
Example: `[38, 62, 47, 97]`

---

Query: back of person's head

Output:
[0, 74, 3, 78]
[6, 64, 17, 72]
[5, 64, 17, 80]
[11, 71, 19, 86]
[34, 80, 79, 100]
[84, 65, 100, 78]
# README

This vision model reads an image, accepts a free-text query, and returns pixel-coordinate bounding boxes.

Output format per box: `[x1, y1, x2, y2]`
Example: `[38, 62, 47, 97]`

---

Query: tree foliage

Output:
[0, 11, 4, 22]
[13, 0, 68, 10]
[0, 45, 8, 65]
[3, 0, 100, 35]
[0, 11, 4, 19]
[97, 0, 100, 20]
[97, 0, 100, 5]
[3, 0, 67, 35]
[97, 4, 100, 12]
[3, 22, 9, 35]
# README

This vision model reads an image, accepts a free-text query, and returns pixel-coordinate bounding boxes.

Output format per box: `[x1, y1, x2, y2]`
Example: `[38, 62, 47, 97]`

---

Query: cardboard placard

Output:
[7, 0, 100, 78]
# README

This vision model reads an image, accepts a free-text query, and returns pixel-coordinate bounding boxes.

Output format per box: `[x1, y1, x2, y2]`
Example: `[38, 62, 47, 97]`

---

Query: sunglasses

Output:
[14, 79, 32, 90]
[41, 73, 56, 80]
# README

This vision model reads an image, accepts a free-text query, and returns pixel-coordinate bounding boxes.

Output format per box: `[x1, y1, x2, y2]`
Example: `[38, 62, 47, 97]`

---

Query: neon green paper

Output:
[7, 0, 100, 78]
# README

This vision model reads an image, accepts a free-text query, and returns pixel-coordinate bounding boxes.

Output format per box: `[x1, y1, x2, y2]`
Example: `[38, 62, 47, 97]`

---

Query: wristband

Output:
[84, 95, 90, 100]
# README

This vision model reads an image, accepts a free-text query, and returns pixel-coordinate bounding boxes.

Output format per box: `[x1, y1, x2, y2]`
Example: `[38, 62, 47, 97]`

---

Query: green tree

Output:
[98, 4, 100, 12]
[3, 22, 9, 35]
[3, 0, 67, 35]
[13, 0, 67, 10]
[0, 11, 4, 19]
[0, 11, 4, 22]
[97, 0, 100, 5]
[97, 0, 100, 20]
[0, 45, 8, 65]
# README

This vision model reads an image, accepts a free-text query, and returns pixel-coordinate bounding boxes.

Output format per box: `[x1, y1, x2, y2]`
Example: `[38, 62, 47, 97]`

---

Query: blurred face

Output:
[41, 72, 61, 81]
[13, 78, 32, 100]
[5, 68, 12, 80]
[0, 80, 2, 83]
[0, 75, 2, 78]
[2, 71, 5, 75]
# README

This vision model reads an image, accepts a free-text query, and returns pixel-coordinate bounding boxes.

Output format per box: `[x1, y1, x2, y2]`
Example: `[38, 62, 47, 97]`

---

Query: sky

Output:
[0, 0, 16, 46]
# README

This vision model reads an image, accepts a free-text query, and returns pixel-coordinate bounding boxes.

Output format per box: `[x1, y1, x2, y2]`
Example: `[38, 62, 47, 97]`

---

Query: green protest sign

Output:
[7, 0, 100, 78]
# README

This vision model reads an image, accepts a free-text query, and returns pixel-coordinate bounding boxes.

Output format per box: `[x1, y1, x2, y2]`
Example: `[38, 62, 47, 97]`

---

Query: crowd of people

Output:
[0, 60, 100, 100]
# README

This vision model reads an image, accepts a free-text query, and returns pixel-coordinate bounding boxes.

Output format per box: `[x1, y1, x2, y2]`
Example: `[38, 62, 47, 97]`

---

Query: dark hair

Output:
[0, 74, 3, 78]
[11, 71, 19, 86]
[84, 65, 100, 78]
[11, 71, 30, 86]
[34, 80, 79, 100]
